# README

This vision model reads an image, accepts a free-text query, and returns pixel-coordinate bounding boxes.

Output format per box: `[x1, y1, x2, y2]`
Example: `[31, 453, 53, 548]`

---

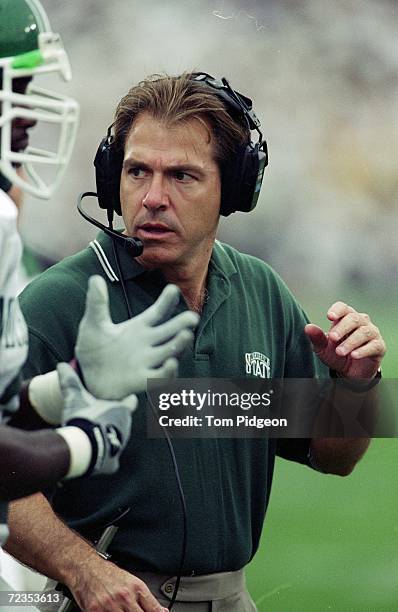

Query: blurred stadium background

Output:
[5, 0, 398, 609]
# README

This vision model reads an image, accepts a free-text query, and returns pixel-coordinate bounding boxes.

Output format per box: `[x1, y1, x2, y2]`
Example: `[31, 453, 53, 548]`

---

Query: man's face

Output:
[120, 112, 221, 270]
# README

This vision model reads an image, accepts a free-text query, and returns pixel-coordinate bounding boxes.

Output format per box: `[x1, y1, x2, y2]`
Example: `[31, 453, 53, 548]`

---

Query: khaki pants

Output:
[38, 569, 257, 611]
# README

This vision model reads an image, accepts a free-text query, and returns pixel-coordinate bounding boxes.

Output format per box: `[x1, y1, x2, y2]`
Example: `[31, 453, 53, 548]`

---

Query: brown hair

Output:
[113, 72, 249, 169]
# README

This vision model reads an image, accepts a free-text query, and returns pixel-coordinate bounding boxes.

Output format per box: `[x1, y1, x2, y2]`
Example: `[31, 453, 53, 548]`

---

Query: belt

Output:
[133, 569, 246, 602]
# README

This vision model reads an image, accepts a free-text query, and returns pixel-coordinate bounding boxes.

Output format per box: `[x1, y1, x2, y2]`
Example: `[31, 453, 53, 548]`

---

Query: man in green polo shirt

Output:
[5, 73, 386, 611]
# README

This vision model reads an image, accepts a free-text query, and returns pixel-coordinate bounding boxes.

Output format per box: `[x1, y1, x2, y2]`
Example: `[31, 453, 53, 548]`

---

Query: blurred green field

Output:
[247, 291, 398, 611]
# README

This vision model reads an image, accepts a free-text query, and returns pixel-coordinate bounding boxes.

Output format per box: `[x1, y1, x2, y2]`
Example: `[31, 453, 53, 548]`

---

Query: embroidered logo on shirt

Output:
[245, 352, 271, 379]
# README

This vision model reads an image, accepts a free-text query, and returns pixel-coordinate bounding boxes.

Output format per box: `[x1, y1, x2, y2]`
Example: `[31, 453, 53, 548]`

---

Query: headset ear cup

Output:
[249, 144, 268, 212]
[239, 143, 262, 213]
[94, 136, 123, 216]
[220, 145, 246, 216]
[220, 143, 266, 216]
[191, 72, 267, 215]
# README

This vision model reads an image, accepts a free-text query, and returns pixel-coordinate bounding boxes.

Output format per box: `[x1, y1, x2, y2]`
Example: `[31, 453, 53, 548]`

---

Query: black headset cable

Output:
[111, 235, 187, 610]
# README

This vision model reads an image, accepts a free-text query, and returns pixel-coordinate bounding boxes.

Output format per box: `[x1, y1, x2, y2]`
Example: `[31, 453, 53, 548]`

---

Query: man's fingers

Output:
[351, 338, 387, 360]
[329, 312, 371, 343]
[141, 284, 181, 325]
[137, 586, 168, 611]
[83, 275, 111, 324]
[304, 324, 328, 353]
[334, 325, 378, 357]
[119, 597, 146, 612]
[327, 301, 355, 321]
[153, 311, 199, 344]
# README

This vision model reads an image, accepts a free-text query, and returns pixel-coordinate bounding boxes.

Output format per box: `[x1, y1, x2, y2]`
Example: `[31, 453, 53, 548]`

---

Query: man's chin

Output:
[137, 244, 178, 268]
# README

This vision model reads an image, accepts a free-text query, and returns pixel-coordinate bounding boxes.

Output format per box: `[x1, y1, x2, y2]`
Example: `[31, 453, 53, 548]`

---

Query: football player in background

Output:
[0, 3, 196, 608]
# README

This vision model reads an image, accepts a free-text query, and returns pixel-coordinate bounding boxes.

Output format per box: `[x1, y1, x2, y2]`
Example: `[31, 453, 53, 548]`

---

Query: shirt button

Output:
[165, 583, 174, 594]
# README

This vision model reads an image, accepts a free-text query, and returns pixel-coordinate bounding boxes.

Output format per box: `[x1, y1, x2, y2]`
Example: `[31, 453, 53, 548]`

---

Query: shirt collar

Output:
[95, 230, 147, 281]
[210, 239, 237, 279]
[95, 231, 237, 283]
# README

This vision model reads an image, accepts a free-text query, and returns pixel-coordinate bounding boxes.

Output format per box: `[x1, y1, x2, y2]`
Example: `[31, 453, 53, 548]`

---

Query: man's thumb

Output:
[304, 324, 328, 354]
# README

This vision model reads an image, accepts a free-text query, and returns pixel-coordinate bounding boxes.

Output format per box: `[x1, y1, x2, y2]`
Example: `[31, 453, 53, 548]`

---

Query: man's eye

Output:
[128, 167, 146, 178]
[174, 171, 193, 182]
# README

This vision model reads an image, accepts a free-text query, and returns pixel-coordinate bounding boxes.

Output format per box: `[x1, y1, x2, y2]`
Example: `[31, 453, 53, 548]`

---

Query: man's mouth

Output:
[136, 223, 175, 239]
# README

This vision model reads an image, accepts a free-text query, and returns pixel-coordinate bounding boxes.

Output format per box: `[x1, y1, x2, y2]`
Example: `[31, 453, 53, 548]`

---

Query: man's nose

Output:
[142, 174, 169, 210]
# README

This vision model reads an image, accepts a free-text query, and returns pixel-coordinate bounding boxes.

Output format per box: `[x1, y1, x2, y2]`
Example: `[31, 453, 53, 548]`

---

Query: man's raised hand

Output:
[304, 301, 386, 379]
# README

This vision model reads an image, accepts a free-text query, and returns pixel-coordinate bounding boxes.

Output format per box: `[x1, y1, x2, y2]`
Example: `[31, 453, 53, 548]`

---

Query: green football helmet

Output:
[0, 0, 79, 198]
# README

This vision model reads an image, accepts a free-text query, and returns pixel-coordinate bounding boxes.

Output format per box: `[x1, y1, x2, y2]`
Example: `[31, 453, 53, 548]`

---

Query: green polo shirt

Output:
[20, 232, 326, 575]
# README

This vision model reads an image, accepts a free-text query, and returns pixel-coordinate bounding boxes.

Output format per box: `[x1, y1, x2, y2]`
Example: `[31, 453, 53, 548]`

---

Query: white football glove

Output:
[56, 362, 137, 477]
[75, 275, 199, 399]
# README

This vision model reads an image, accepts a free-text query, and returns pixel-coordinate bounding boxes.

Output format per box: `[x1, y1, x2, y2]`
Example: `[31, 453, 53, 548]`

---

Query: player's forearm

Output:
[309, 380, 376, 475]
[9, 373, 64, 430]
[309, 437, 371, 475]
[0, 428, 69, 500]
[5, 493, 99, 584]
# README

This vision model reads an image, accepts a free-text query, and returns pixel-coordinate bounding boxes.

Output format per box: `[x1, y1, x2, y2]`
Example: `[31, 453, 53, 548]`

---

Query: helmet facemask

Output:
[0, 15, 79, 199]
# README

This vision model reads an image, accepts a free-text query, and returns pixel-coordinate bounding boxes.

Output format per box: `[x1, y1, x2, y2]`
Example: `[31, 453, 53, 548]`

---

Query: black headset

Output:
[93, 72, 268, 219]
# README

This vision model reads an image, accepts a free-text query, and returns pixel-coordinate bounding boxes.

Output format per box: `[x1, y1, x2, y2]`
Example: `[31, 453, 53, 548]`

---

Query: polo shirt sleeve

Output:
[24, 328, 64, 378]
[283, 299, 327, 379]
[276, 288, 329, 467]
[19, 266, 88, 379]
